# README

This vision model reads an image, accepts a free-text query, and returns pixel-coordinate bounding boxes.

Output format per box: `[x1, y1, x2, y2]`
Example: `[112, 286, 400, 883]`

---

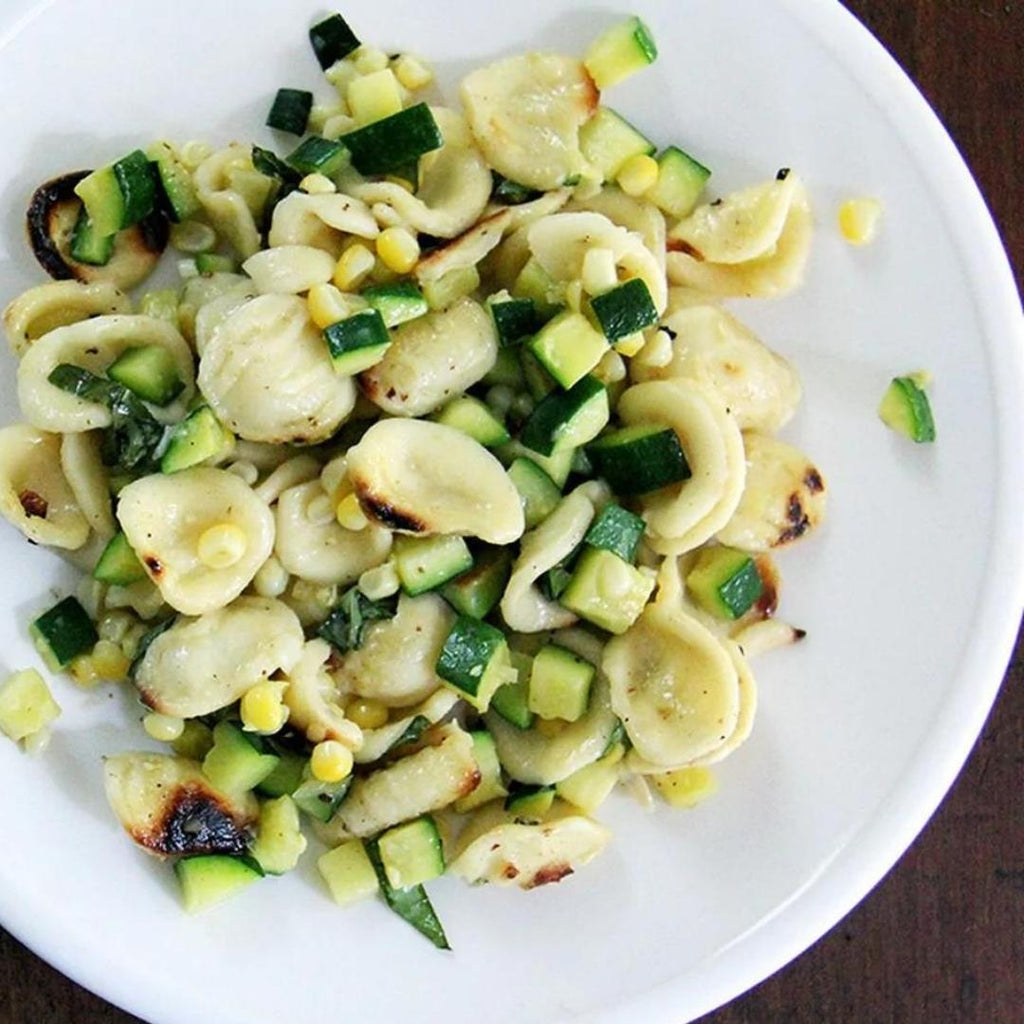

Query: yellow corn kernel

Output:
[69, 655, 100, 689]
[169, 220, 217, 255]
[535, 717, 568, 739]
[393, 54, 434, 91]
[375, 227, 420, 274]
[288, 581, 338, 626]
[357, 561, 401, 601]
[97, 610, 135, 644]
[307, 282, 352, 330]
[617, 153, 659, 197]
[650, 766, 718, 809]
[311, 739, 355, 783]
[92, 639, 131, 681]
[336, 493, 369, 531]
[172, 719, 214, 760]
[612, 331, 647, 357]
[179, 140, 212, 171]
[143, 712, 186, 743]
[197, 523, 247, 569]
[838, 197, 884, 246]
[638, 328, 672, 366]
[300, 173, 337, 195]
[253, 556, 290, 599]
[0, 669, 60, 742]
[308, 100, 348, 134]
[346, 698, 389, 730]
[581, 247, 619, 296]
[353, 44, 389, 74]
[119, 622, 150, 662]
[240, 681, 289, 735]
[333, 243, 376, 291]
[322, 112, 357, 141]
[320, 456, 349, 503]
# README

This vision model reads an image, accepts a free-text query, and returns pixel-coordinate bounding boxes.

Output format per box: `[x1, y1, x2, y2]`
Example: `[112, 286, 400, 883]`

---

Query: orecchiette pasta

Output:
[133, 596, 304, 718]
[198, 295, 356, 444]
[359, 297, 497, 417]
[254, 455, 322, 505]
[59, 431, 116, 541]
[17, 314, 195, 432]
[192, 281, 260, 356]
[193, 144, 263, 259]
[241, 245, 336, 295]
[353, 688, 461, 765]
[567, 188, 667, 282]
[268, 191, 379, 254]
[177, 272, 254, 346]
[413, 210, 511, 284]
[116, 467, 275, 615]
[281, 638, 363, 748]
[346, 418, 525, 543]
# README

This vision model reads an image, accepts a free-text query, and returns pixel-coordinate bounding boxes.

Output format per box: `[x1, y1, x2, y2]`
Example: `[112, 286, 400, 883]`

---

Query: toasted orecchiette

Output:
[414, 210, 511, 285]
[528, 211, 667, 313]
[488, 187, 573, 232]
[104, 753, 258, 857]
[3, 280, 130, 357]
[116, 468, 275, 615]
[319, 723, 480, 841]
[275, 480, 392, 585]
[667, 175, 813, 299]
[486, 629, 619, 785]
[567, 187, 667, 280]
[193, 144, 264, 258]
[281, 638, 362, 748]
[350, 108, 492, 239]
[17, 314, 195, 433]
[334, 593, 455, 708]
[241, 245, 336, 295]
[353, 687, 461, 764]
[60, 432, 115, 541]
[134, 597, 304, 717]
[192, 280, 260, 356]
[268, 191, 379, 255]
[630, 305, 802, 433]
[460, 54, 599, 191]
[603, 601, 741, 768]
[346, 419, 524, 544]
[617, 379, 746, 555]
[716, 432, 827, 551]
[0, 424, 89, 549]
[198, 294, 356, 445]
[500, 483, 607, 633]
[450, 801, 610, 889]
[359, 297, 497, 417]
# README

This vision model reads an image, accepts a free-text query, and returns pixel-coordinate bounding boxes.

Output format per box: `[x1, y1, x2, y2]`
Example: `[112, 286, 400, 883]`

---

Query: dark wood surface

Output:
[2, 2, 1021, 1022]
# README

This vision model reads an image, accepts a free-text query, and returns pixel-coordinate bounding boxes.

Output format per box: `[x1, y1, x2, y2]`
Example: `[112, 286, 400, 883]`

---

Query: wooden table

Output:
[2, 2, 1021, 1022]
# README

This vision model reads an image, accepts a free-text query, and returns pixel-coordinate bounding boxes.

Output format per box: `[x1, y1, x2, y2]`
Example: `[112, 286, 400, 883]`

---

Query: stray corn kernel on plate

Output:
[0, 2, 1020, 1023]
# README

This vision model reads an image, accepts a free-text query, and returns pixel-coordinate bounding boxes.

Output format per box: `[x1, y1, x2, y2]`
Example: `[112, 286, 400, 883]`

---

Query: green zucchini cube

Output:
[527, 643, 595, 722]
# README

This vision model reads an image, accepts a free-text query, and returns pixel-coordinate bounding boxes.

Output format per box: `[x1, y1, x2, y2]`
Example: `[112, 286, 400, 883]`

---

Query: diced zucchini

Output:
[69, 207, 113, 266]
[309, 13, 361, 70]
[528, 644, 595, 722]
[106, 344, 184, 406]
[491, 174, 543, 206]
[519, 348, 558, 402]
[348, 68, 404, 126]
[74, 150, 157, 237]
[394, 534, 474, 596]
[250, 795, 307, 875]
[267, 88, 314, 135]
[454, 730, 508, 813]
[508, 456, 563, 529]
[436, 617, 512, 712]
[433, 396, 510, 447]
[587, 423, 690, 494]
[879, 375, 936, 443]
[499, 440, 575, 489]
[504, 783, 556, 818]
[555, 742, 624, 814]
[362, 281, 429, 327]
[647, 146, 711, 219]
[579, 107, 657, 181]
[30, 596, 97, 671]
[528, 310, 609, 389]
[323, 308, 392, 375]
[490, 296, 541, 347]
[686, 546, 764, 620]
[93, 531, 146, 586]
[140, 288, 180, 324]
[422, 265, 480, 312]
[584, 15, 658, 90]
[584, 503, 645, 563]
[482, 347, 526, 388]
[172, 720, 215, 761]
[490, 676, 534, 731]
[520, 376, 609, 456]
[512, 258, 565, 318]
[559, 548, 655, 634]
[378, 815, 445, 889]
[202, 721, 280, 794]
[0, 669, 61, 743]
[174, 854, 263, 913]
[147, 142, 201, 222]
[341, 103, 443, 176]
[318, 840, 380, 907]
[364, 839, 450, 950]
[650, 765, 718, 808]
[161, 405, 234, 474]
[441, 547, 512, 620]
[590, 278, 658, 342]
[286, 136, 350, 177]
[292, 764, 353, 823]
[195, 253, 238, 275]
[256, 749, 307, 798]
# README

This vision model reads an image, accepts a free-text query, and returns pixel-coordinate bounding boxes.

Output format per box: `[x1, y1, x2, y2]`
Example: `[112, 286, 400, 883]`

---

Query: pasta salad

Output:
[0, 11, 825, 948]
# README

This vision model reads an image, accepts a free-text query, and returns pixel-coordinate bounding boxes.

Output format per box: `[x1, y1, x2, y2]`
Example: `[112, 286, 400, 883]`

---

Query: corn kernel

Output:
[535, 717, 568, 739]
[651, 766, 718, 808]
[308, 100, 348, 134]
[197, 523, 248, 569]
[326, 58, 359, 95]
[346, 698, 389, 730]
[143, 712, 186, 743]
[320, 455, 349, 502]
[253, 556, 290, 598]
[336, 493, 369, 531]
[240, 681, 289, 735]
[581, 247, 619, 296]
[288, 581, 338, 625]
[306, 493, 336, 526]
[311, 739, 355, 783]
[376, 227, 420, 274]
[617, 153, 660, 197]
[169, 220, 217, 254]
[98, 610, 135, 644]
[69, 655, 100, 689]
[393, 54, 434, 91]
[120, 622, 150, 661]
[613, 331, 647, 357]
[333, 244, 376, 291]
[308, 283, 351, 330]
[838, 197, 884, 246]
[565, 279, 584, 313]
[357, 561, 401, 601]
[172, 720, 215, 760]
[179, 140, 212, 171]
[0, 669, 60, 742]
[639, 328, 673, 366]
[322, 112, 357, 141]
[353, 44, 389, 74]
[593, 349, 627, 385]
[92, 639, 131, 681]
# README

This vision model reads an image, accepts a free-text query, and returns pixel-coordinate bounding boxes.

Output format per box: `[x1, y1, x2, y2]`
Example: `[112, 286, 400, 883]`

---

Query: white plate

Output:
[0, 1, 1020, 1022]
